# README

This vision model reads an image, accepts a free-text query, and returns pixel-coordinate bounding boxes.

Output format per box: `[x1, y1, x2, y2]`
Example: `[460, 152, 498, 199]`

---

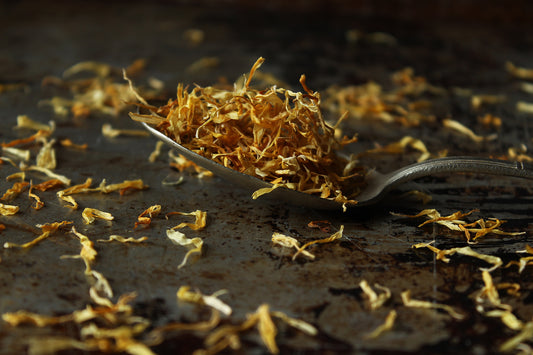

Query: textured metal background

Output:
[1, 1, 533, 353]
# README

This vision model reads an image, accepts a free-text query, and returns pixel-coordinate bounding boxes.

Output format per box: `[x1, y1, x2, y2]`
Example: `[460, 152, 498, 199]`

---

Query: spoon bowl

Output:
[141, 121, 533, 210]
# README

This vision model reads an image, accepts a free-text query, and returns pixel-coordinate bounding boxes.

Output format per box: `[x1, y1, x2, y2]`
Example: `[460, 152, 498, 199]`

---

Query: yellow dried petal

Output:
[360, 280, 391, 310]
[443, 118, 497, 143]
[169, 210, 207, 230]
[293, 225, 344, 260]
[166, 229, 203, 269]
[102, 123, 149, 138]
[82, 208, 114, 224]
[271, 232, 315, 260]
[177, 286, 232, 316]
[97, 235, 148, 243]
[0, 203, 19, 216]
[36, 138, 57, 170]
[401, 290, 465, 320]
[4, 221, 72, 249]
[364, 310, 397, 339]
[2, 147, 31, 161]
[412, 242, 502, 272]
[25, 166, 71, 185]
[506, 61, 533, 80]
[256, 304, 278, 354]
[1, 181, 29, 202]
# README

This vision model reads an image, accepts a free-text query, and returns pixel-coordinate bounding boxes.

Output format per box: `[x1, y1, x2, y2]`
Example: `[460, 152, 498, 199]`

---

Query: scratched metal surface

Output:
[1, 1, 533, 354]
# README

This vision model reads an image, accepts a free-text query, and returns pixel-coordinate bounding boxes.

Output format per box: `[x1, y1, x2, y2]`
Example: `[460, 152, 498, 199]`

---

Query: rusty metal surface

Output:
[1, 1, 533, 354]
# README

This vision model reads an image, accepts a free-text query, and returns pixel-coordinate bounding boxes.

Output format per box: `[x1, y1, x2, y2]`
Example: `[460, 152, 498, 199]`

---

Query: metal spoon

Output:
[141, 121, 533, 210]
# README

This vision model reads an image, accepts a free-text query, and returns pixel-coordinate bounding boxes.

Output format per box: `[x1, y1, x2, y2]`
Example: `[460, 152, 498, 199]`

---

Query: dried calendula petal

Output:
[360, 136, 432, 162]
[470, 95, 506, 109]
[1, 181, 29, 202]
[1, 129, 50, 148]
[24, 166, 71, 185]
[168, 210, 207, 230]
[359, 280, 391, 311]
[98, 179, 148, 194]
[57, 178, 93, 209]
[506, 245, 533, 273]
[2, 311, 74, 327]
[270, 311, 317, 336]
[252, 184, 285, 200]
[148, 141, 164, 162]
[474, 270, 512, 313]
[485, 309, 524, 331]
[499, 321, 533, 353]
[256, 304, 278, 354]
[82, 208, 114, 224]
[62, 226, 97, 274]
[36, 138, 57, 170]
[412, 242, 503, 272]
[401, 290, 465, 320]
[59, 138, 88, 150]
[26, 336, 93, 355]
[271, 232, 315, 260]
[28, 183, 45, 210]
[2, 147, 31, 161]
[364, 310, 397, 339]
[4, 221, 72, 249]
[443, 118, 497, 143]
[102, 123, 149, 138]
[166, 229, 203, 269]
[32, 178, 65, 191]
[0, 203, 19, 216]
[505, 61, 533, 80]
[177, 286, 232, 316]
[97, 235, 148, 243]
[292, 225, 344, 260]
[394, 209, 521, 243]
[134, 205, 161, 229]
[517, 101, 533, 114]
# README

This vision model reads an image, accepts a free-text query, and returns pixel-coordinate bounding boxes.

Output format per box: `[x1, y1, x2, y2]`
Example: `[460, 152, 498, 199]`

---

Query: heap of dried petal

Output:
[129, 57, 364, 205]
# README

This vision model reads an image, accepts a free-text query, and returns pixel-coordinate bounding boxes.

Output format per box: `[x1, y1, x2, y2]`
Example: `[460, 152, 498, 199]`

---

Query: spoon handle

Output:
[388, 156, 533, 183]
[360, 157, 533, 205]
